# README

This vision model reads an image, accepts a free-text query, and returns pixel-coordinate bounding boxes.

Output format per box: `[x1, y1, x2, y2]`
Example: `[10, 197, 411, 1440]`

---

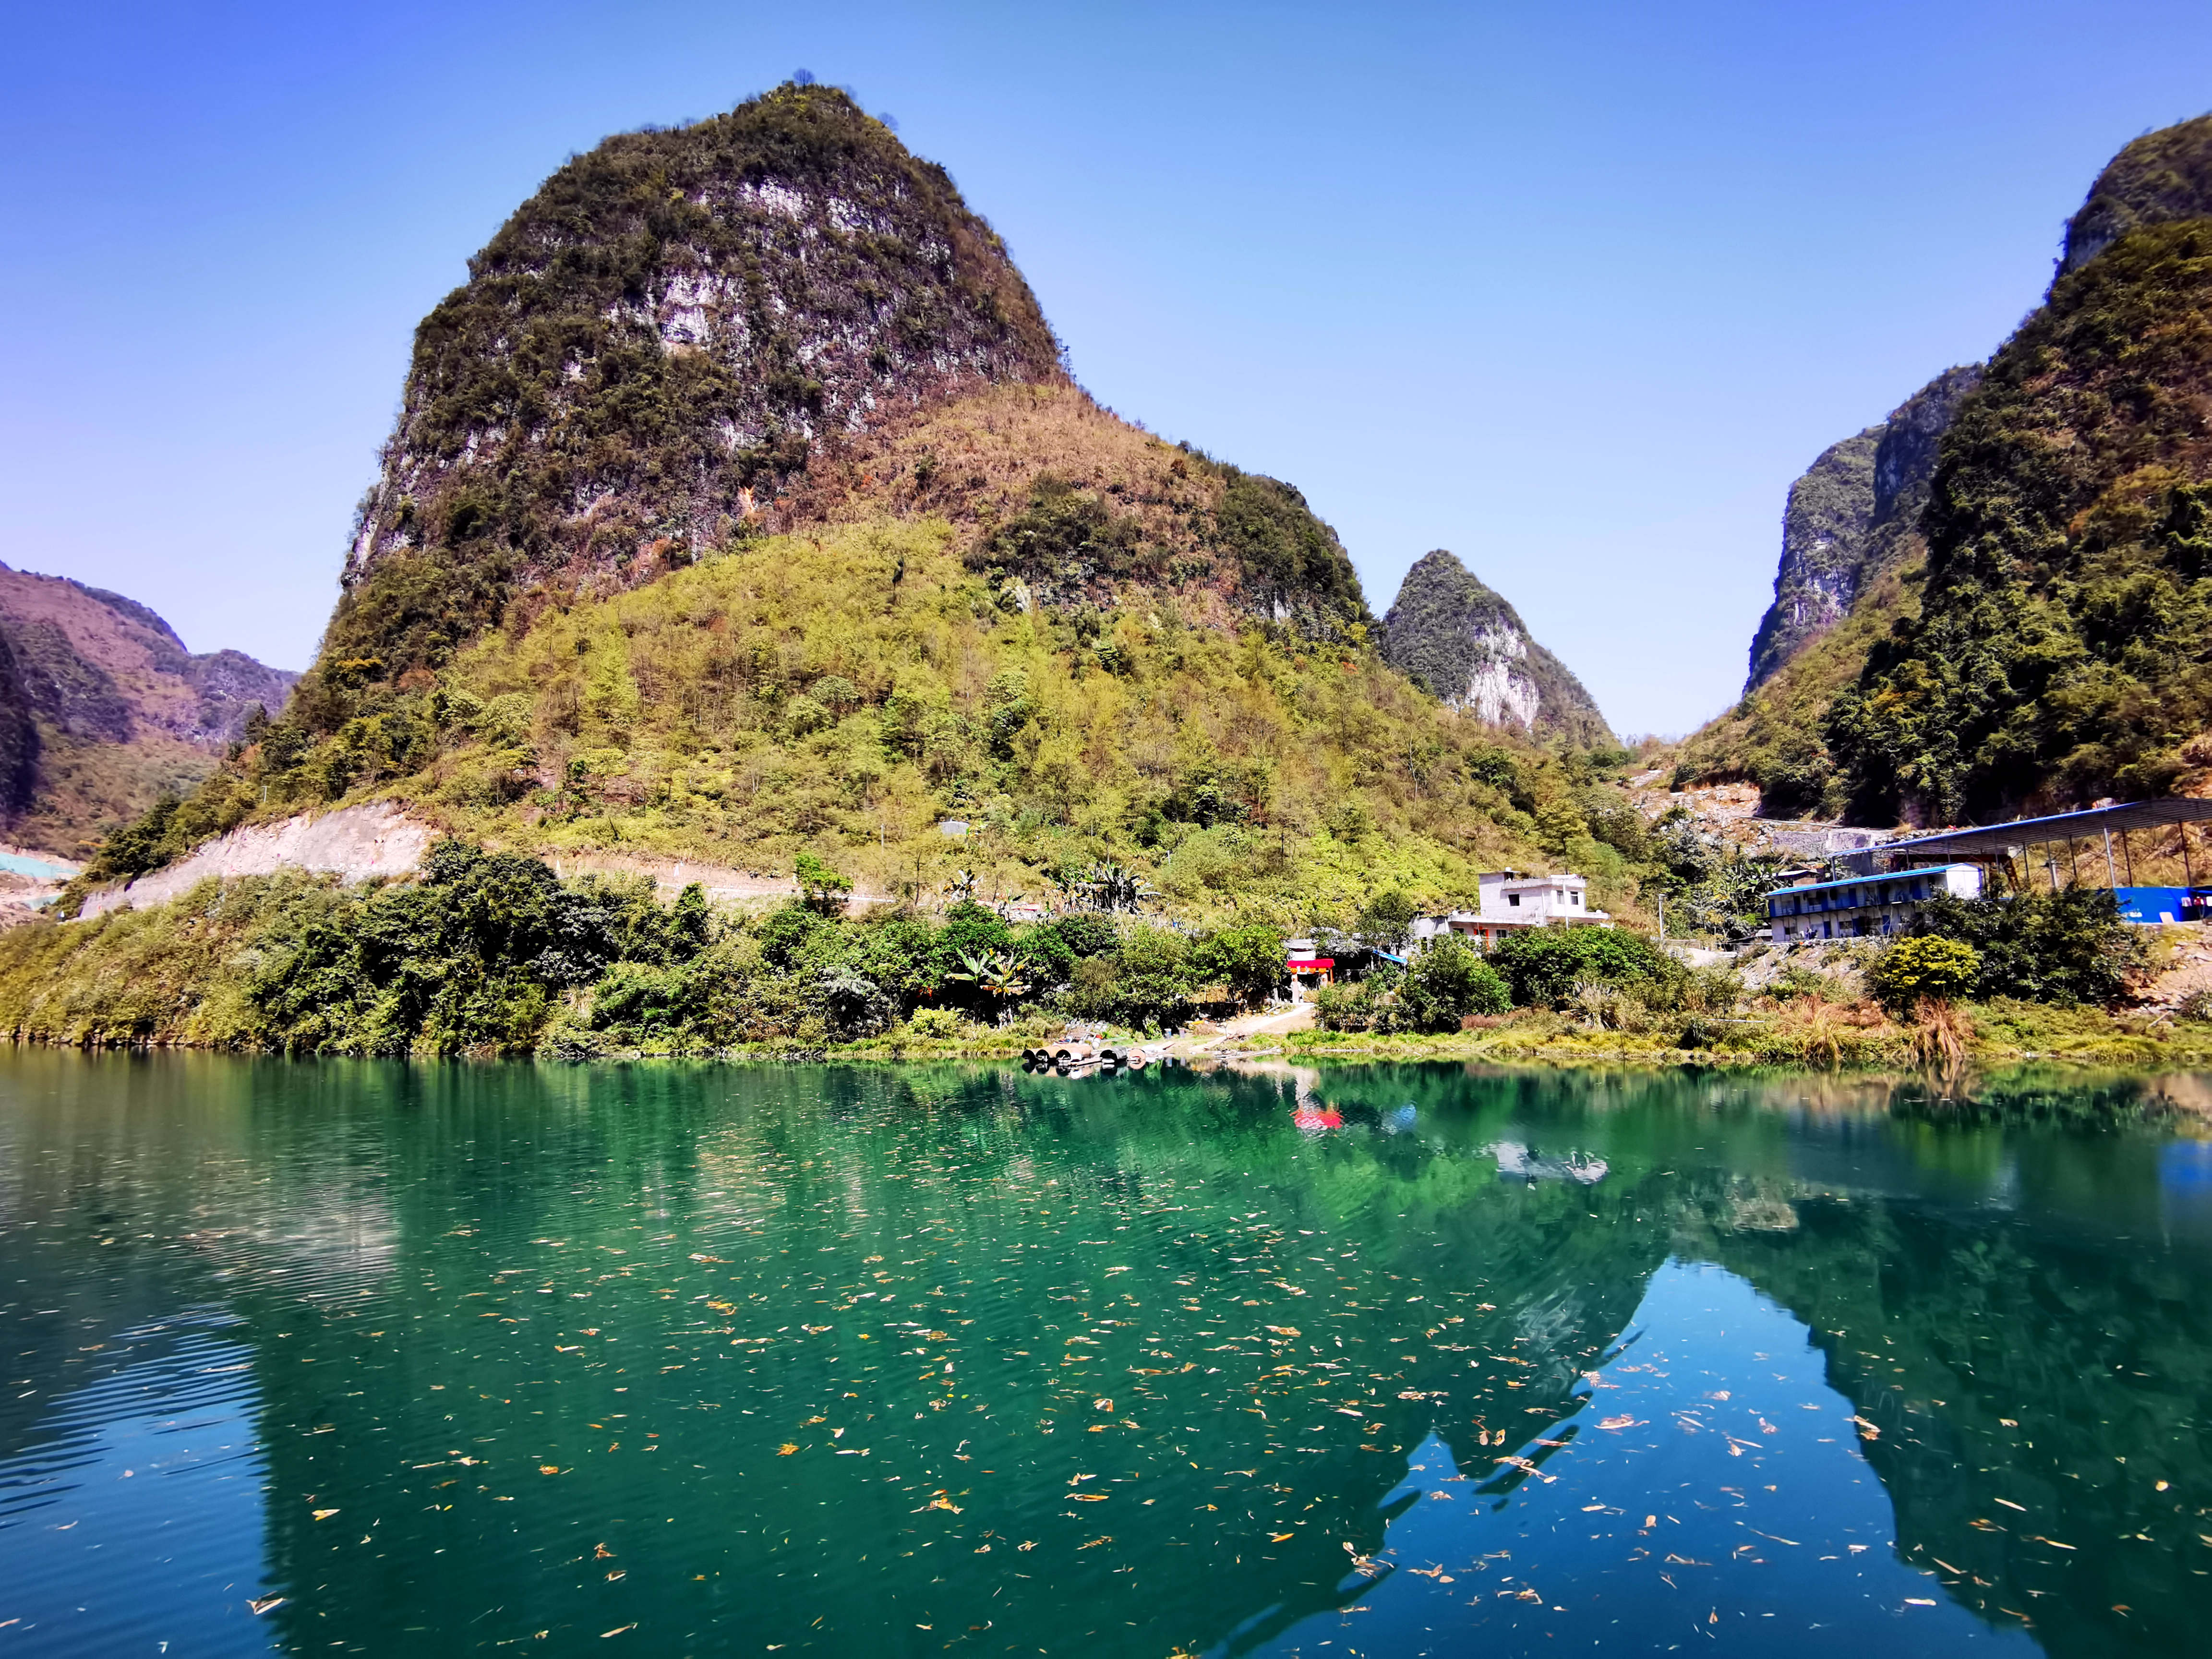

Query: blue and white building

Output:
[1767, 864, 1984, 943]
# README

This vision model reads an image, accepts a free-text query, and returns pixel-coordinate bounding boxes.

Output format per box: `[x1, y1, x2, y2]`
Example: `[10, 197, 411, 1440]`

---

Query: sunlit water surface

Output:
[3, 1055, 2212, 1658]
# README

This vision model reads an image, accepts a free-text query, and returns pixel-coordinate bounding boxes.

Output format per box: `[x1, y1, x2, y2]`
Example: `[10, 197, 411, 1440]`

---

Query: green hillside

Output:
[88, 506, 1641, 928]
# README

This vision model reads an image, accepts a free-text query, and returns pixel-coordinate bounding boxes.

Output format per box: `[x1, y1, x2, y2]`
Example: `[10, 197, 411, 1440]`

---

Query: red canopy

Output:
[1286, 959, 1334, 972]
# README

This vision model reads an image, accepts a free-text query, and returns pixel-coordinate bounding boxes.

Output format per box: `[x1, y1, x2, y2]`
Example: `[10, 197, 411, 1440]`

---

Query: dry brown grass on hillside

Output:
[765, 384, 1255, 625]
[790, 384, 1201, 534]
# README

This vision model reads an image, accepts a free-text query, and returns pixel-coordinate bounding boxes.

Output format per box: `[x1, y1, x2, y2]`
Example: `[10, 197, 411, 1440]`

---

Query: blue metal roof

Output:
[1768, 863, 1974, 900]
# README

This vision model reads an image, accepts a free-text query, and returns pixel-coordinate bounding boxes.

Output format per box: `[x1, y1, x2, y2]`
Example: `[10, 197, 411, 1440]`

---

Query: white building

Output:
[1407, 871, 1611, 952]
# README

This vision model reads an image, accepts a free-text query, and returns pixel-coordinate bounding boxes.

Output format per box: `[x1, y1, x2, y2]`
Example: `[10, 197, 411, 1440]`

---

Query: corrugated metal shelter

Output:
[1845, 798, 2212, 890]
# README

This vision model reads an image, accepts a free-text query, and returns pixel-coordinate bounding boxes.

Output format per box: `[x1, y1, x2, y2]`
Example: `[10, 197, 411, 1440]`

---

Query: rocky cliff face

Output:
[1831, 170, 2212, 820]
[329, 83, 1065, 682]
[0, 565, 295, 853]
[1382, 550, 1614, 747]
[1743, 429, 1880, 692]
[300, 82, 1375, 738]
[1743, 366, 1982, 694]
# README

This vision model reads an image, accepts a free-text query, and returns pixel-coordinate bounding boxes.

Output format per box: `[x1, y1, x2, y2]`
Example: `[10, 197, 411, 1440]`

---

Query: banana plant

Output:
[1082, 861, 1156, 913]
[947, 948, 1032, 1013]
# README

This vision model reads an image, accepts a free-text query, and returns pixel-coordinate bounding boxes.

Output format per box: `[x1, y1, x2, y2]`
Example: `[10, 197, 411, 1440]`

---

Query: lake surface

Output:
[2, 1058, 2211, 1658]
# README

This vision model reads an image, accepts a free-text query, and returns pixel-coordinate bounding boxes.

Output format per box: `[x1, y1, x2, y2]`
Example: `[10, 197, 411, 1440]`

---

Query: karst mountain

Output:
[74, 82, 1616, 914]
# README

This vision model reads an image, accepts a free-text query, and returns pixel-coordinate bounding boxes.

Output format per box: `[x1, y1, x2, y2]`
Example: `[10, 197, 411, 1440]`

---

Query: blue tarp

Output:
[2114, 887, 2212, 924]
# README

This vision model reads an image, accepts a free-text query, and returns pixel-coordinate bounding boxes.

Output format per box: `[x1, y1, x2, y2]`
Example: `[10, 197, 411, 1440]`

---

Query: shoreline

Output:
[9, 1007, 2212, 1075]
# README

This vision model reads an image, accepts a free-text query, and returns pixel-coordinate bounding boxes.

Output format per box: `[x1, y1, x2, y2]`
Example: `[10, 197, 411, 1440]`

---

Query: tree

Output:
[1397, 936, 1510, 1031]
[793, 850, 853, 914]
[1355, 890, 1418, 953]
[1080, 861, 1156, 913]
[1080, 926, 1194, 1028]
[1490, 926, 1676, 1009]
[945, 949, 1031, 1021]
[1191, 924, 1286, 1010]
[1908, 889, 2141, 1005]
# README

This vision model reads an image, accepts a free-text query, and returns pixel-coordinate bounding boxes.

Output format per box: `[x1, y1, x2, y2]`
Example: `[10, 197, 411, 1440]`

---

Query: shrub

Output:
[756, 902, 828, 968]
[1314, 979, 1382, 1032]
[1870, 936, 1982, 1017]
[1910, 888, 2143, 1005]
[1040, 913, 1118, 959]
[793, 850, 852, 913]
[249, 839, 685, 1057]
[1397, 936, 1510, 1031]
[903, 1006, 964, 1040]
[1490, 926, 1676, 1009]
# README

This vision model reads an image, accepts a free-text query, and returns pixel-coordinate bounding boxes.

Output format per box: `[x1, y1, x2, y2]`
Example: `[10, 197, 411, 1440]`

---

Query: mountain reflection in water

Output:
[0, 1054, 2207, 1657]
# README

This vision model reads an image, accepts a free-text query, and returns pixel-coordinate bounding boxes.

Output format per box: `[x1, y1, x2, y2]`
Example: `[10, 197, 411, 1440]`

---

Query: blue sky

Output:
[4, 0, 2210, 734]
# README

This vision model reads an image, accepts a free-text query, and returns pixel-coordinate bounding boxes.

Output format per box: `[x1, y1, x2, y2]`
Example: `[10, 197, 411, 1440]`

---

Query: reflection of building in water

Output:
[1489, 1141, 1609, 1185]
[2161, 1140, 2212, 1241]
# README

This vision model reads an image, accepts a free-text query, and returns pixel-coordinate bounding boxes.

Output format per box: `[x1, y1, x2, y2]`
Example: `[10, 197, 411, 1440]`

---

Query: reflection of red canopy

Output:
[1286, 959, 1334, 972]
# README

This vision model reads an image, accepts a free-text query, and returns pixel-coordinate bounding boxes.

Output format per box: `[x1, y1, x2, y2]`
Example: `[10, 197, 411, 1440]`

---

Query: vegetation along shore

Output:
[2, 832, 2207, 1074]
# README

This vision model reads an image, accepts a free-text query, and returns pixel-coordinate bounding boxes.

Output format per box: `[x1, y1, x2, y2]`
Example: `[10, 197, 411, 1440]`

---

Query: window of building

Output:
[1507, 893, 1520, 907]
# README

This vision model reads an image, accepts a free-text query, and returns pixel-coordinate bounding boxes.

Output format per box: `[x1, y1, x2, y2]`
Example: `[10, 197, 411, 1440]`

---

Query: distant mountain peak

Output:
[0, 565, 295, 854]
[334, 82, 1066, 678]
[1381, 550, 1613, 747]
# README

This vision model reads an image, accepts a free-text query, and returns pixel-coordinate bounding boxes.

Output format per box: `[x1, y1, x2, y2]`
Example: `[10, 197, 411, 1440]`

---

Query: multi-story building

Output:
[1408, 871, 1611, 952]
[1765, 863, 1983, 943]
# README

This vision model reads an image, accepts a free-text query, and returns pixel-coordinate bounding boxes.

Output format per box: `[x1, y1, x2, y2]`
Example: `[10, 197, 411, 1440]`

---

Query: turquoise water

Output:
[1, 1056, 2210, 1656]
[0, 852, 72, 880]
